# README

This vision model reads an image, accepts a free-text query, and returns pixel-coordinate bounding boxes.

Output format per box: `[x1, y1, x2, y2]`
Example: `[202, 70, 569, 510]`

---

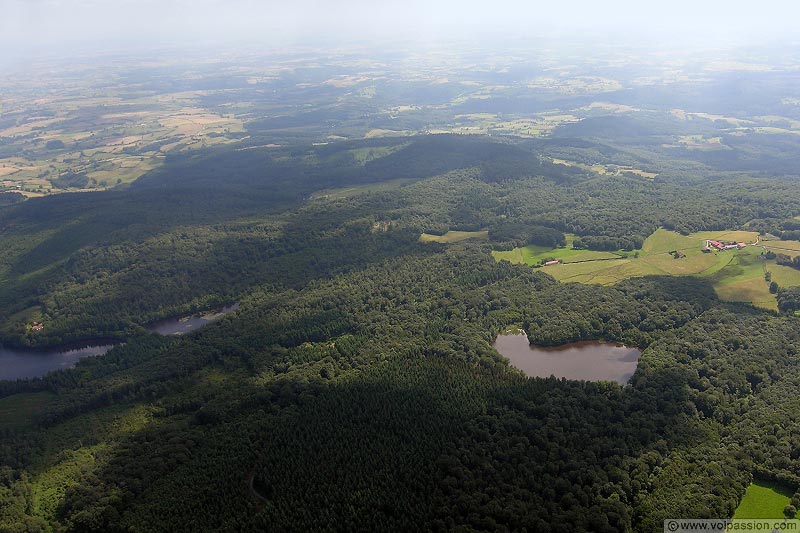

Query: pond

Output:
[0, 344, 116, 381]
[493, 332, 641, 385]
[148, 303, 240, 336]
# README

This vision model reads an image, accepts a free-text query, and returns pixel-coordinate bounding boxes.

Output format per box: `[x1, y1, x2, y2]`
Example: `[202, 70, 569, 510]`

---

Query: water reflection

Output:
[0, 344, 114, 381]
[493, 333, 641, 385]
[148, 303, 239, 336]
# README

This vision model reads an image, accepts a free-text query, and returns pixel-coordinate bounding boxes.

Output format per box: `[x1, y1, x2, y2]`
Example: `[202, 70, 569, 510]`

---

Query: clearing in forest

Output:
[493, 228, 800, 311]
[419, 230, 489, 243]
[733, 481, 793, 519]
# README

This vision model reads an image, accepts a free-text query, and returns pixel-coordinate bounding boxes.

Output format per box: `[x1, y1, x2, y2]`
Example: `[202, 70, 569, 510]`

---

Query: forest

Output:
[1, 128, 800, 529]
[3, 134, 800, 347]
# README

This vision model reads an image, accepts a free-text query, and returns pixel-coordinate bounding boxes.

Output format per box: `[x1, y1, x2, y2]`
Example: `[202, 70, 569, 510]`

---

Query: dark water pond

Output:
[0, 302, 240, 381]
[148, 303, 240, 336]
[493, 333, 641, 385]
[0, 344, 115, 381]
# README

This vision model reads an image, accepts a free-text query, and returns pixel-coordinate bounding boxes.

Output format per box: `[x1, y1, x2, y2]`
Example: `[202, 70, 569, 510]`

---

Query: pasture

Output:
[493, 236, 622, 265]
[765, 240, 800, 254]
[550, 158, 658, 179]
[492, 229, 797, 310]
[733, 481, 793, 519]
[771, 264, 800, 287]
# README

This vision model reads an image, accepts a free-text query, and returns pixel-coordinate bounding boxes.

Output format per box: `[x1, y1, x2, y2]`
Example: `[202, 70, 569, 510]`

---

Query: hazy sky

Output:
[3, 0, 800, 54]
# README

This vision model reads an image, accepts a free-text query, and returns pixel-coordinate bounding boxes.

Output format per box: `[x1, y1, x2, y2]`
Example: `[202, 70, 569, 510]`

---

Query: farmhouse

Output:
[544, 260, 561, 266]
[706, 240, 747, 252]
[31, 322, 44, 332]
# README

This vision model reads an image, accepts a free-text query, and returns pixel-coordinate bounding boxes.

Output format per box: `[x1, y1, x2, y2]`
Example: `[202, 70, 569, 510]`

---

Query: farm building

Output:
[706, 240, 747, 251]
[544, 260, 561, 266]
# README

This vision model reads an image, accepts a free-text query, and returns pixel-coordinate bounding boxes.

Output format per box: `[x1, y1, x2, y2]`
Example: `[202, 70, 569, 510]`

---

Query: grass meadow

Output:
[733, 481, 793, 519]
[491, 228, 800, 310]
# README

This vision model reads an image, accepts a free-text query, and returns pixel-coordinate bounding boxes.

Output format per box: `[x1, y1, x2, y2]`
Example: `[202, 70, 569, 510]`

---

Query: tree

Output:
[45, 139, 65, 150]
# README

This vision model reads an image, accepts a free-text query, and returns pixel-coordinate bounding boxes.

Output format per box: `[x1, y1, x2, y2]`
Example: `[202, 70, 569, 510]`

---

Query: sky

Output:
[3, 0, 800, 56]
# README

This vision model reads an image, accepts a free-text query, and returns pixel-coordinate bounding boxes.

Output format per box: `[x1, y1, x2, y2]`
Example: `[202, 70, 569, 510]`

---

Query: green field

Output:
[765, 240, 800, 255]
[420, 230, 489, 243]
[492, 229, 791, 310]
[771, 264, 800, 287]
[709, 250, 774, 309]
[550, 158, 658, 179]
[733, 481, 793, 519]
[493, 233, 627, 265]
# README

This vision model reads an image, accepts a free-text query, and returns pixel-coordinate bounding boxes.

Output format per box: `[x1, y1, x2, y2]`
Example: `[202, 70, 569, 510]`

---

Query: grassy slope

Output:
[733, 481, 792, 519]
[708, 249, 773, 310]
[771, 264, 800, 287]
[763, 239, 800, 255]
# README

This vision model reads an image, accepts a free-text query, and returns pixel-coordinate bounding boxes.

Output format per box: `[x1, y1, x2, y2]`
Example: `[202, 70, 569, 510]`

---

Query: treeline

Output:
[488, 221, 566, 249]
[745, 218, 800, 241]
[573, 235, 644, 252]
[777, 287, 800, 313]
[776, 253, 800, 270]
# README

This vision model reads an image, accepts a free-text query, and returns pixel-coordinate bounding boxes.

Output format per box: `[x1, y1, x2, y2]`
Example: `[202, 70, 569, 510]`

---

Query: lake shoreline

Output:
[0, 337, 124, 354]
[493, 332, 642, 385]
[0, 342, 120, 381]
[147, 303, 240, 336]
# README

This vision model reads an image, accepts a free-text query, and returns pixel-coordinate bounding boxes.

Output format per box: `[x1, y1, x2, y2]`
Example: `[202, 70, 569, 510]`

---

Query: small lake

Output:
[148, 303, 239, 336]
[0, 344, 115, 381]
[493, 333, 641, 385]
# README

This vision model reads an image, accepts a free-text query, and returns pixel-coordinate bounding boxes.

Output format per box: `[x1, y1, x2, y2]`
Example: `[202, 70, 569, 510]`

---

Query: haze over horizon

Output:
[4, 0, 800, 59]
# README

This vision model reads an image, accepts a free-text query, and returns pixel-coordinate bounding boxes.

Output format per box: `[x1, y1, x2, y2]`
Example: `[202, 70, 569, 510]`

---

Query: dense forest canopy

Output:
[2, 43, 800, 532]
